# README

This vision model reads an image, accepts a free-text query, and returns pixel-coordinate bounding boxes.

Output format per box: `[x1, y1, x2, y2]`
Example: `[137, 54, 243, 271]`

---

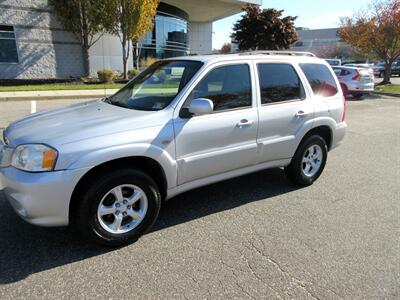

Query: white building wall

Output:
[0, 0, 84, 79]
[89, 34, 133, 76]
[189, 22, 213, 55]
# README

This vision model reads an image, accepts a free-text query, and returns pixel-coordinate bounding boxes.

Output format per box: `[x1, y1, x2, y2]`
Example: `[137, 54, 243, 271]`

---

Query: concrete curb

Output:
[0, 89, 118, 102]
[370, 91, 400, 98]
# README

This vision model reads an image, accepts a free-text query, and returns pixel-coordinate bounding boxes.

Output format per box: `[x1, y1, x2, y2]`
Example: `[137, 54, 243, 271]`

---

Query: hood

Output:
[5, 100, 167, 147]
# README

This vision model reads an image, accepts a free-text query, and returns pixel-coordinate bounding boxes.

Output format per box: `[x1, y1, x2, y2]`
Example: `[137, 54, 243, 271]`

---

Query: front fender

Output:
[64, 143, 177, 189]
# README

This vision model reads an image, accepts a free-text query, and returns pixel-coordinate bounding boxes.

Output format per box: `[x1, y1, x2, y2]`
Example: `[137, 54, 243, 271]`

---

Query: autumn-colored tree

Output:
[219, 43, 232, 54]
[340, 0, 400, 84]
[131, 0, 159, 70]
[110, 0, 159, 78]
[231, 5, 298, 51]
[49, 0, 115, 77]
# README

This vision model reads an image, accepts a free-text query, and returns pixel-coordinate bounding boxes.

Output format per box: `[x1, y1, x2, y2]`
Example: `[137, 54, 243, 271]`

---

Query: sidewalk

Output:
[0, 89, 119, 101]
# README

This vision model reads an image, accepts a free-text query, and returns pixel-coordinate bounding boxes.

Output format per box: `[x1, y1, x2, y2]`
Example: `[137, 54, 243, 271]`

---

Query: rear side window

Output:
[188, 64, 252, 112]
[333, 68, 350, 76]
[257, 63, 305, 104]
[300, 63, 338, 97]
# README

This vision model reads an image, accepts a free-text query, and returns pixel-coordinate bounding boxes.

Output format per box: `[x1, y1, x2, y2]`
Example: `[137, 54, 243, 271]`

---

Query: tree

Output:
[231, 5, 298, 51]
[315, 44, 355, 60]
[219, 43, 232, 54]
[340, 0, 400, 84]
[131, 0, 159, 70]
[49, 0, 114, 77]
[110, 0, 159, 78]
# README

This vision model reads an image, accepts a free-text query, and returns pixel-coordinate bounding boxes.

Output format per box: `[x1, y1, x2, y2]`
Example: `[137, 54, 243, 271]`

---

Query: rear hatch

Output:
[359, 69, 374, 84]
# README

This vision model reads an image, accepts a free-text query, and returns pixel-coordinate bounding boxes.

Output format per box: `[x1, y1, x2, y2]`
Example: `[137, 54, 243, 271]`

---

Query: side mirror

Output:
[188, 98, 214, 116]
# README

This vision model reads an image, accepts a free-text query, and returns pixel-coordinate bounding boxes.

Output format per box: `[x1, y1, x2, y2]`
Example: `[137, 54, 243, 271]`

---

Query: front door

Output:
[173, 63, 258, 185]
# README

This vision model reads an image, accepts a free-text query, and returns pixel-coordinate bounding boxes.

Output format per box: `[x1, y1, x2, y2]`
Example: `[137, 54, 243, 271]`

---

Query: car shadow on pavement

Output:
[0, 168, 299, 284]
[152, 168, 299, 233]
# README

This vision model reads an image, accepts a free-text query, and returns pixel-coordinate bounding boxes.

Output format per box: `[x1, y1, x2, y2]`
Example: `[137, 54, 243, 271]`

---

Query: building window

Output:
[294, 41, 303, 47]
[0, 25, 18, 63]
[140, 3, 189, 60]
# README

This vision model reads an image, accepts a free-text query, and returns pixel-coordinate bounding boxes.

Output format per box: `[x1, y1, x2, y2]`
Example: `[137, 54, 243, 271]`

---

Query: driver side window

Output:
[187, 64, 252, 112]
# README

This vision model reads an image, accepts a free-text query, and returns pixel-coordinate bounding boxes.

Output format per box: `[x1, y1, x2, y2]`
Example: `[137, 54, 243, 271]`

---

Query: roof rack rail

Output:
[239, 50, 316, 57]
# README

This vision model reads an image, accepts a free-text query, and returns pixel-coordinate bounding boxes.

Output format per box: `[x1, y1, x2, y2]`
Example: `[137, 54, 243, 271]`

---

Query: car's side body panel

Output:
[0, 53, 347, 227]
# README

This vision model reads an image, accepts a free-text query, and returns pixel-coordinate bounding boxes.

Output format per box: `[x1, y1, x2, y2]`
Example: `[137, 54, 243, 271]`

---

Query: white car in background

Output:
[343, 63, 375, 78]
[325, 59, 341, 66]
[333, 66, 374, 99]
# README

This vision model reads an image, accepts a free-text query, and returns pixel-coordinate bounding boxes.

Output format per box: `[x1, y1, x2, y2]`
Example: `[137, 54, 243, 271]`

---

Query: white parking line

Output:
[31, 100, 37, 114]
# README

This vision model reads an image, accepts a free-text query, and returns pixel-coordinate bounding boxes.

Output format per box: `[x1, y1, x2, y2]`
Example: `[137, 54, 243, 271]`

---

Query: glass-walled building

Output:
[0, 0, 262, 79]
[140, 3, 189, 59]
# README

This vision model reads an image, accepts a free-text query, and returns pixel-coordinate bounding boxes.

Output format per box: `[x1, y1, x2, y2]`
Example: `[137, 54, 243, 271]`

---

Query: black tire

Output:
[379, 71, 385, 78]
[74, 169, 161, 246]
[285, 135, 328, 186]
[352, 93, 364, 100]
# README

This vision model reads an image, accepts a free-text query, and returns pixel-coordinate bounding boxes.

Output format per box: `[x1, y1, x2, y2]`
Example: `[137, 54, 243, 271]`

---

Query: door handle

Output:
[295, 110, 309, 117]
[237, 119, 253, 127]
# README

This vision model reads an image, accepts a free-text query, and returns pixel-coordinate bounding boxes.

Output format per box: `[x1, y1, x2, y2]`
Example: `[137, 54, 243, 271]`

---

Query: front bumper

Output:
[0, 166, 90, 227]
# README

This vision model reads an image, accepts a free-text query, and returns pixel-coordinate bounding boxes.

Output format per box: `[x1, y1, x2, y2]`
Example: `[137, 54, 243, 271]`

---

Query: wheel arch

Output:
[300, 125, 333, 151]
[69, 156, 168, 224]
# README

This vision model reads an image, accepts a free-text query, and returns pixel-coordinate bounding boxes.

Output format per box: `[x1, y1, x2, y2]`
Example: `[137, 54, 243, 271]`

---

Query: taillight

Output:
[342, 95, 346, 122]
[352, 69, 361, 81]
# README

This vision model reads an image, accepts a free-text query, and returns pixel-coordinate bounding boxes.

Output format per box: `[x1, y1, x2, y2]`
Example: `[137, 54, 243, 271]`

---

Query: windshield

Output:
[107, 60, 203, 111]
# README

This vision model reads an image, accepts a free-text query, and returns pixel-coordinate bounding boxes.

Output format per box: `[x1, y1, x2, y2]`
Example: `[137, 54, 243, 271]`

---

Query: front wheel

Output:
[74, 169, 161, 246]
[285, 135, 328, 186]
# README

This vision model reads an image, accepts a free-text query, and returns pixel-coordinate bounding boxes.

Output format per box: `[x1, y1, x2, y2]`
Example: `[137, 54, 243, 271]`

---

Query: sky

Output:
[212, 0, 369, 49]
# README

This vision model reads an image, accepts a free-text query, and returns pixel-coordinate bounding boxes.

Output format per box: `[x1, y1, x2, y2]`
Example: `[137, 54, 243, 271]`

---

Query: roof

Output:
[166, 52, 326, 65]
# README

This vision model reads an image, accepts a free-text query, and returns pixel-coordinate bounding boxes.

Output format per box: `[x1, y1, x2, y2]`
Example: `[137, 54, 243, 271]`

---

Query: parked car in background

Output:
[333, 66, 374, 99]
[372, 61, 400, 78]
[325, 59, 341, 66]
[343, 63, 374, 78]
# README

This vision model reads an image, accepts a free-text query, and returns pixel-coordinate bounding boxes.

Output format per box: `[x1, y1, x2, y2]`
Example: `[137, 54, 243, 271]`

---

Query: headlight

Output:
[11, 144, 58, 172]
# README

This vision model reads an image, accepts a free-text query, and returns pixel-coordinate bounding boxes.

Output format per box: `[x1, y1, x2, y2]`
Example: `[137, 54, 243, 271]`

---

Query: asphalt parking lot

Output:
[0, 95, 399, 299]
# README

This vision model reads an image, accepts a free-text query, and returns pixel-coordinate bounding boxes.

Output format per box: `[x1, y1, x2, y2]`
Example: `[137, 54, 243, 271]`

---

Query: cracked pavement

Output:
[0, 96, 399, 299]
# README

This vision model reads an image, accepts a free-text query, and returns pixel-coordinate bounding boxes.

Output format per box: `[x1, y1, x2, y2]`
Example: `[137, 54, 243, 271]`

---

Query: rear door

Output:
[255, 61, 315, 162]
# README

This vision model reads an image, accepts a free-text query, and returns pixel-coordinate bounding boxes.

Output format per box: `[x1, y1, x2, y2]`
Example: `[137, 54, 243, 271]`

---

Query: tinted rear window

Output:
[300, 63, 338, 97]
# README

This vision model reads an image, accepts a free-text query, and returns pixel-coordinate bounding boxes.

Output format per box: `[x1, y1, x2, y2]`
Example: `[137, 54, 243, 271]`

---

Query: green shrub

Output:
[128, 69, 140, 79]
[97, 69, 115, 83]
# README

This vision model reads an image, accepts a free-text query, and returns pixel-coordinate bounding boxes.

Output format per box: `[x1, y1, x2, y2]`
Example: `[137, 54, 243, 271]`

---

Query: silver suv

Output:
[0, 51, 346, 246]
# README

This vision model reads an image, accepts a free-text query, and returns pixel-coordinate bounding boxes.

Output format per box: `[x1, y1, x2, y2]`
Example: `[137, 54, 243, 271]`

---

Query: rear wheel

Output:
[285, 135, 328, 186]
[74, 169, 161, 246]
[352, 92, 364, 100]
[379, 71, 385, 78]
